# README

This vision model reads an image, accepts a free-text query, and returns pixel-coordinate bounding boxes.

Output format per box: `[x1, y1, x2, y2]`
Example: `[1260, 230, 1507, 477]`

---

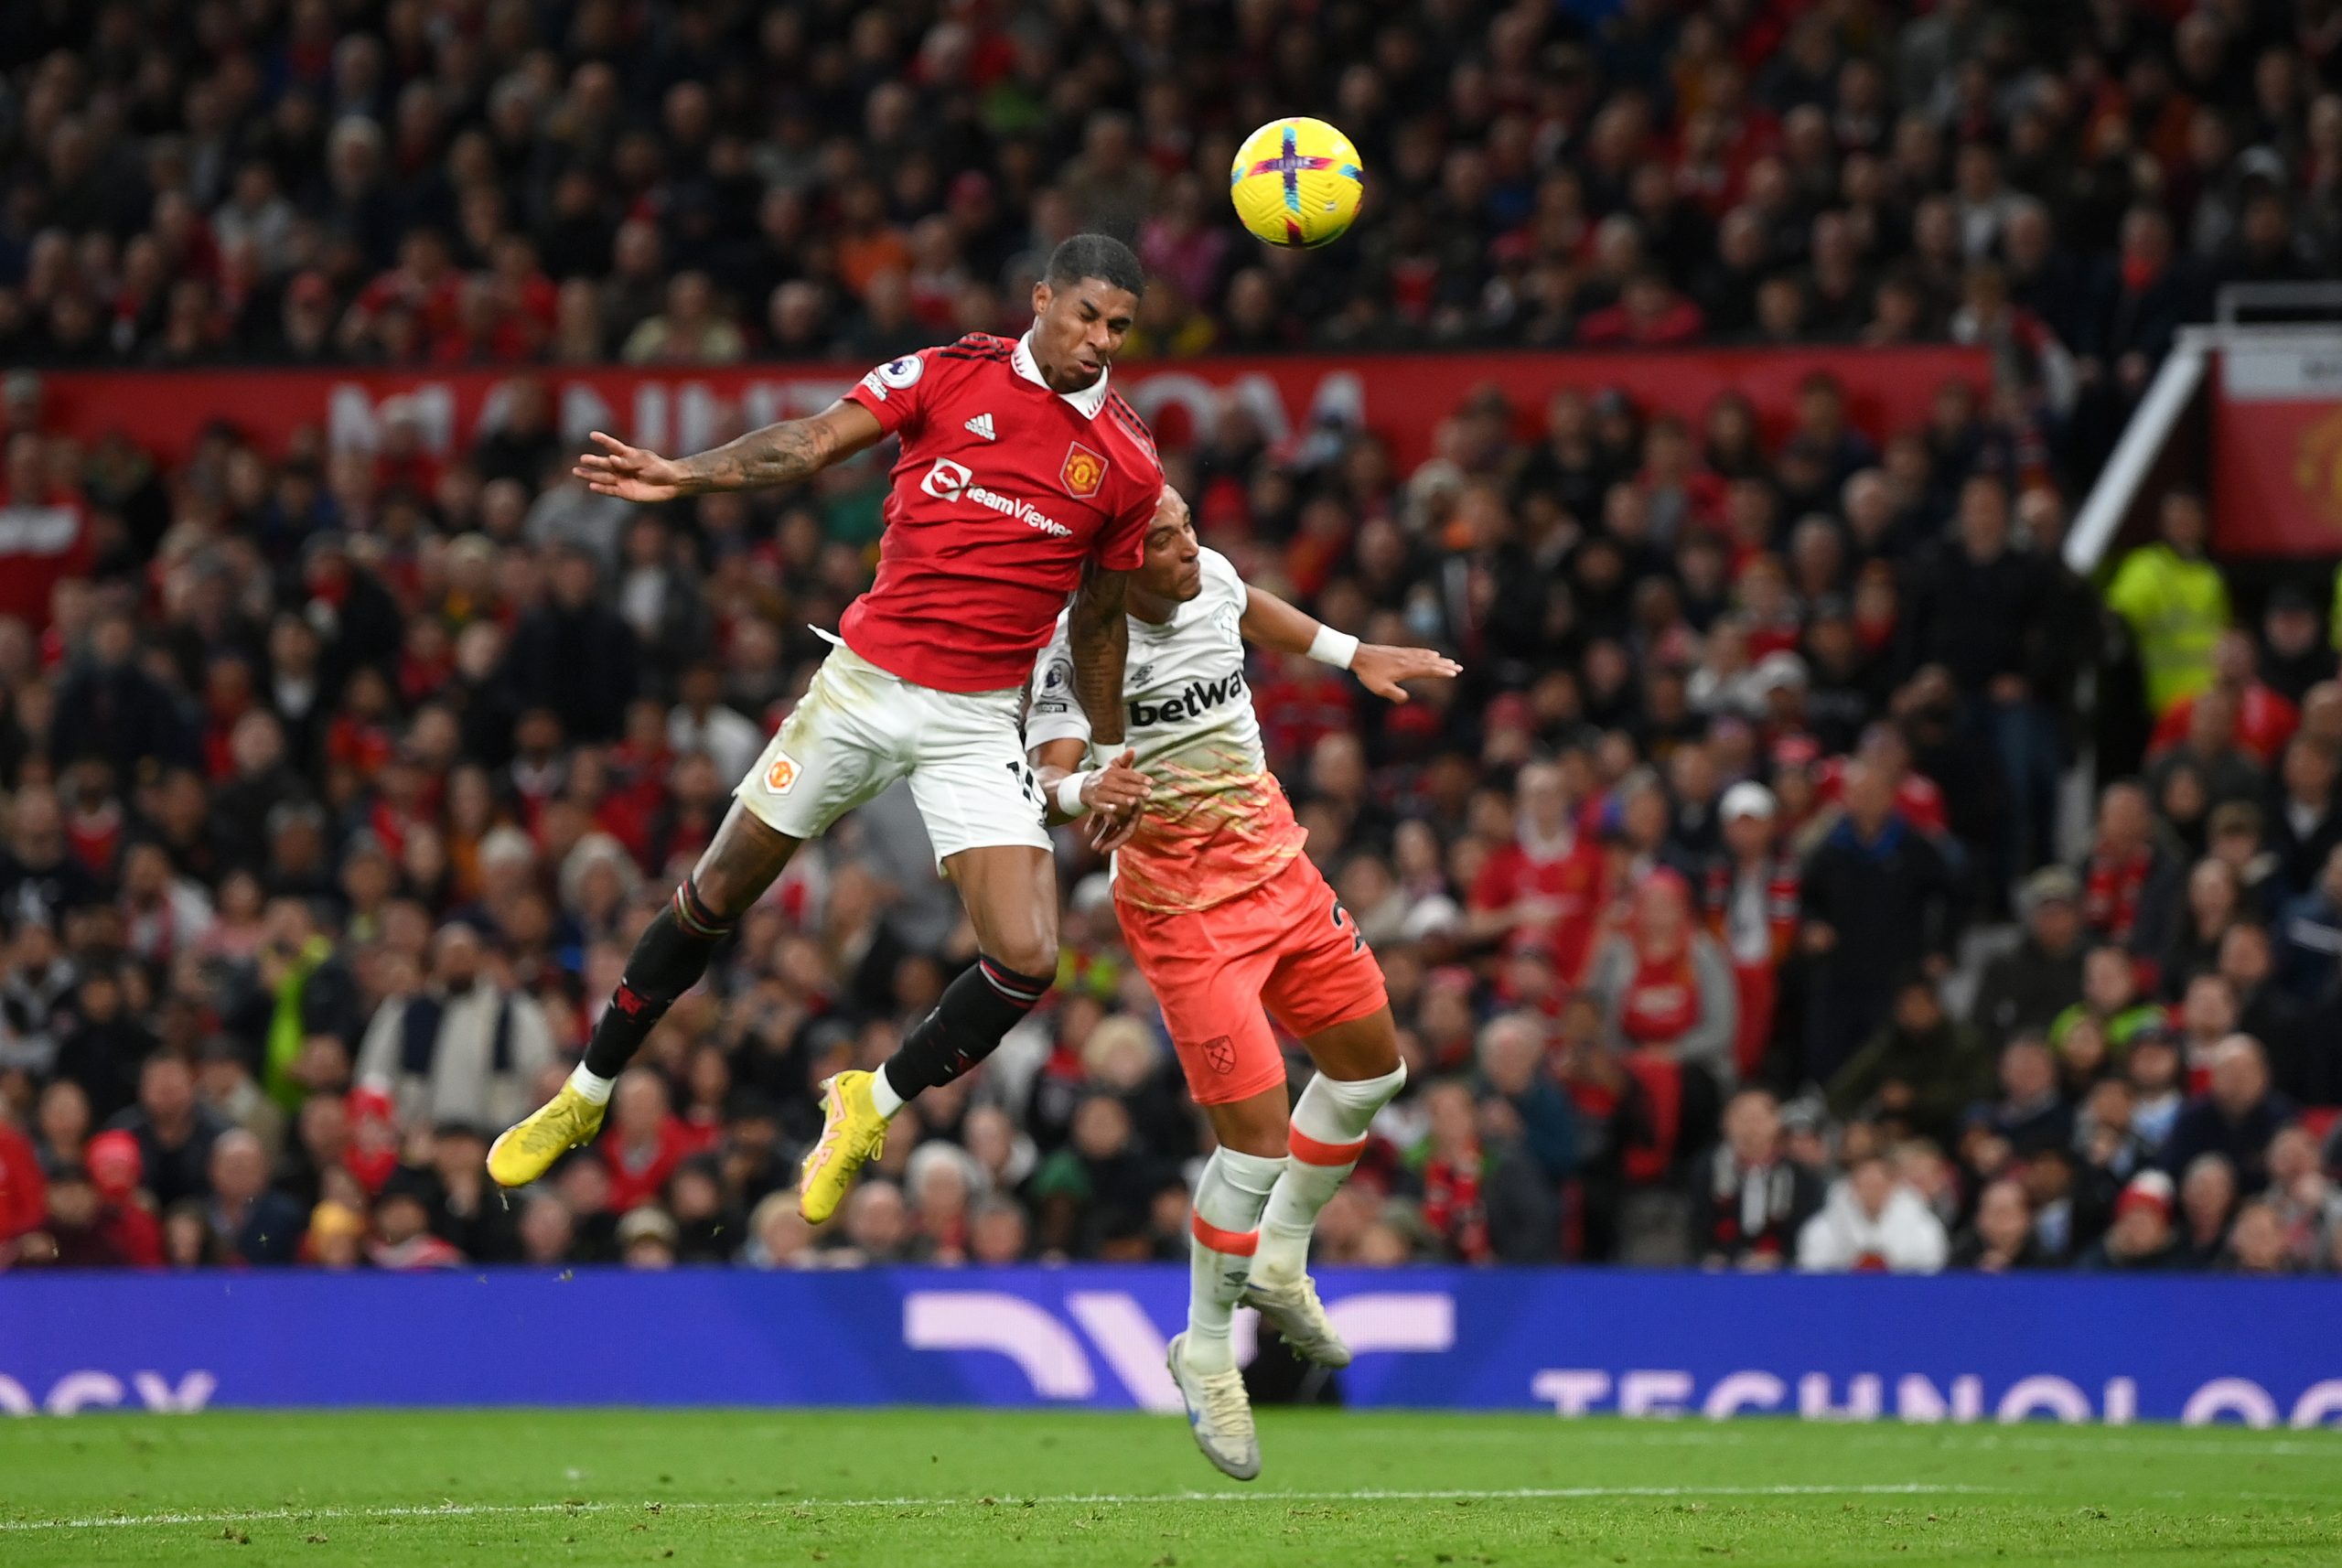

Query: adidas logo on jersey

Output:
[964, 413, 995, 441]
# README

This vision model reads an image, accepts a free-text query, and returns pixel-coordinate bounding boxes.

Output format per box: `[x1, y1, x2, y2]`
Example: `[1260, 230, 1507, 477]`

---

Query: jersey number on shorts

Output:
[1331, 894, 1365, 954]
[1005, 761, 1045, 826]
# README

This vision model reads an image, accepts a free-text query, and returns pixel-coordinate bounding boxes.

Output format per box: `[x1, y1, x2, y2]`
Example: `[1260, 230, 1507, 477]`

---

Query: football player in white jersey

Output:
[1026, 489, 1457, 1479]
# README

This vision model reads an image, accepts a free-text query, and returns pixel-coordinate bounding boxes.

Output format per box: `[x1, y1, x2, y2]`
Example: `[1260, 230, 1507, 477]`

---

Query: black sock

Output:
[880, 954, 1053, 1101]
[581, 883, 735, 1079]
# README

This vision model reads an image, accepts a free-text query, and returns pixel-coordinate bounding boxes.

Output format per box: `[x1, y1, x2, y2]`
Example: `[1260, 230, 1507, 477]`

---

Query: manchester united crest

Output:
[2296, 408, 2342, 530]
[1060, 441, 1108, 499]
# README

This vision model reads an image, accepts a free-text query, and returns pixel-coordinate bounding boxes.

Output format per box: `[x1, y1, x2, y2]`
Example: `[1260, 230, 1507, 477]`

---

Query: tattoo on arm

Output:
[673, 418, 835, 495]
[1070, 567, 1130, 747]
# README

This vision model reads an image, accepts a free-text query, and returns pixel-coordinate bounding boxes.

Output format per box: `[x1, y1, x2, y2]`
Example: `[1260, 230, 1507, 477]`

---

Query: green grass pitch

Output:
[5, 1409, 2338, 1566]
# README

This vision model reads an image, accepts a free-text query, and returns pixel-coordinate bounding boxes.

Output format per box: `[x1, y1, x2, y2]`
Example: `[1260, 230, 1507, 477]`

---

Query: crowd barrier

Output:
[29, 347, 1987, 472]
[4, 1266, 2337, 1425]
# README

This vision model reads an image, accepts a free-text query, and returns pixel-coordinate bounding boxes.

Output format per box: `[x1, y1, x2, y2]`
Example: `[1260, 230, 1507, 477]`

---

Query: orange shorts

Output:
[1115, 854, 1389, 1105]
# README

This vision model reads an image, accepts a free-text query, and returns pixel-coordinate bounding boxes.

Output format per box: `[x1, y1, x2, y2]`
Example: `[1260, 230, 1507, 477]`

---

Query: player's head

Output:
[1132, 487, 1202, 605]
[1030, 234, 1144, 392]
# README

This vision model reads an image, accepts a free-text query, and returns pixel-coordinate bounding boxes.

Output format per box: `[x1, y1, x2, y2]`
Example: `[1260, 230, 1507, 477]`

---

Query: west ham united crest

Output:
[1060, 441, 1107, 498]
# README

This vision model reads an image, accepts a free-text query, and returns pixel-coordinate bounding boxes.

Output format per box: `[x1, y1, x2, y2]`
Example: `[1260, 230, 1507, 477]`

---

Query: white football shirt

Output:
[1026, 548, 1306, 912]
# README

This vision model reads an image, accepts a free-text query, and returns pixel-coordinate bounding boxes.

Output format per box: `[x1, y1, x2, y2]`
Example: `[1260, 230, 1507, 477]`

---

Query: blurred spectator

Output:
[368, 1170, 463, 1270]
[2262, 1126, 2342, 1271]
[2051, 945, 2162, 1058]
[602, 1069, 714, 1215]
[2164, 1036, 2294, 1190]
[1466, 761, 1606, 983]
[429, 1124, 517, 1263]
[1472, 1015, 1577, 1184]
[1798, 760, 1959, 1083]
[2258, 587, 2336, 707]
[2153, 630, 2300, 768]
[0, 1105, 42, 1262]
[1975, 1035, 2074, 1157]
[504, 549, 639, 744]
[2105, 490, 2229, 720]
[1971, 868, 2088, 1041]
[1410, 1079, 1493, 1263]
[205, 1129, 306, 1265]
[1828, 974, 1991, 1146]
[1692, 1089, 1824, 1270]
[1585, 868, 1736, 1085]
[2267, 737, 2342, 900]
[2225, 1199, 2295, 1275]
[2079, 1171, 2182, 1272]
[516, 1193, 578, 1267]
[617, 1205, 681, 1270]
[354, 922, 553, 1132]
[2278, 844, 2342, 1002]
[1796, 1151, 1949, 1273]
[1949, 1178, 2048, 1272]
[1700, 781, 1797, 1082]
[2176, 1153, 2240, 1268]
[104, 1054, 227, 1209]
[837, 1179, 911, 1267]
[620, 274, 747, 366]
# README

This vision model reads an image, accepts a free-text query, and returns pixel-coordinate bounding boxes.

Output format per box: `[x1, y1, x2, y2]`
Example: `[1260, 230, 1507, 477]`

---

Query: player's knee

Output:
[1310, 1006, 1402, 1080]
[1212, 1097, 1291, 1159]
[688, 810, 796, 919]
[682, 866, 754, 925]
[983, 936, 1058, 992]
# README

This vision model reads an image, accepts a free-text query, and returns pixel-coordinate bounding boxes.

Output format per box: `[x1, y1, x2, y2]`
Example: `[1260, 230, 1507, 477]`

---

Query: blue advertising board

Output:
[3, 1267, 2337, 1426]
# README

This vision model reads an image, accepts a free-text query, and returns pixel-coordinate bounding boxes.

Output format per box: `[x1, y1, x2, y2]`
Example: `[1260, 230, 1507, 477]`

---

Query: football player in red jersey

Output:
[488, 237, 1160, 1222]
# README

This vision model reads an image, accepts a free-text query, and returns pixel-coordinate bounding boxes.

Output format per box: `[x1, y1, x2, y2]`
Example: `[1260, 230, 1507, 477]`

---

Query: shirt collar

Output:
[1014, 331, 1111, 420]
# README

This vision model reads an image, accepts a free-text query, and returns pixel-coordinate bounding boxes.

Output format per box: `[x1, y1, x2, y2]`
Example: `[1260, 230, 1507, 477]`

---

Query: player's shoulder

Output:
[934, 331, 1018, 364]
[1197, 546, 1243, 596]
[864, 334, 1014, 394]
[1100, 387, 1162, 474]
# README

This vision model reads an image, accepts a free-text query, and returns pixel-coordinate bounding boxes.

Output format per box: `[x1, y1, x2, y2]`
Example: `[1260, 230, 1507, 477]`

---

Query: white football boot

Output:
[1166, 1331, 1262, 1481]
[1241, 1272, 1352, 1368]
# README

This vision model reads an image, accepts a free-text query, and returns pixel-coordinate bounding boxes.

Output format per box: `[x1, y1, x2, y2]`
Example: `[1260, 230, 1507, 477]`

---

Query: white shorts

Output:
[735, 640, 1052, 867]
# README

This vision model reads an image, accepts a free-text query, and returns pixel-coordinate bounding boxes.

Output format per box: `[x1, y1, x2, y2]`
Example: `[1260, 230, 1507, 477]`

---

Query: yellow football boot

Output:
[486, 1083, 607, 1187]
[798, 1071, 889, 1223]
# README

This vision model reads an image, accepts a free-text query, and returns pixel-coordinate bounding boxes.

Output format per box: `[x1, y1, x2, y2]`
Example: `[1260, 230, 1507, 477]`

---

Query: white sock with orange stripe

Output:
[1254, 1064, 1408, 1286]
[1185, 1147, 1286, 1375]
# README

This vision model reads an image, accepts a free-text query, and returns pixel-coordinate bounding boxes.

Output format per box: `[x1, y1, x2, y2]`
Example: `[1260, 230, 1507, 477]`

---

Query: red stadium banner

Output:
[27, 348, 1984, 475]
[2212, 336, 2342, 558]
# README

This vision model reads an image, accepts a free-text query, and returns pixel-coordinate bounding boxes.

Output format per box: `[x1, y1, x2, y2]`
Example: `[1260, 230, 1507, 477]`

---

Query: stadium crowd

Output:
[5, 0, 2342, 1281]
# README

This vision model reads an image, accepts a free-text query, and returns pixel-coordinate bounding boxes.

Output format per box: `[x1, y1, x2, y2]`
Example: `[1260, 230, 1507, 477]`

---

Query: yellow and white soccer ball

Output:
[1230, 116, 1365, 248]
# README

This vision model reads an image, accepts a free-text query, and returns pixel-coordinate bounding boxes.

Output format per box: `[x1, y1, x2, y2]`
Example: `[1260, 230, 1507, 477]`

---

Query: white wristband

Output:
[1307, 625, 1359, 669]
[1055, 770, 1092, 817]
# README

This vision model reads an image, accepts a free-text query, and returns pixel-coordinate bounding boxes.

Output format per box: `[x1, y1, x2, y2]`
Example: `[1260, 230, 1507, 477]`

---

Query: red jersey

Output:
[2149, 684, 2298, 765]
[1618, 947, 1701, 1046]
[1816, 757, 1948, 836]
[839, 333, 1161, 693]
[0, 1121, 43, 1242]
[2083, 846, 2154, 941]
[603, 1116, 719, 1213]
[0, 493, 92, 629]
[1470, 831, 1609, 982]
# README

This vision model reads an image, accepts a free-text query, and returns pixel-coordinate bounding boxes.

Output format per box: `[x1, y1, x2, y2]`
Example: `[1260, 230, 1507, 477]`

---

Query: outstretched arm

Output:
[1069, 562, 1132, 747]
[574, 400, 886, 501]
[1238, 582, 1462, 702]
